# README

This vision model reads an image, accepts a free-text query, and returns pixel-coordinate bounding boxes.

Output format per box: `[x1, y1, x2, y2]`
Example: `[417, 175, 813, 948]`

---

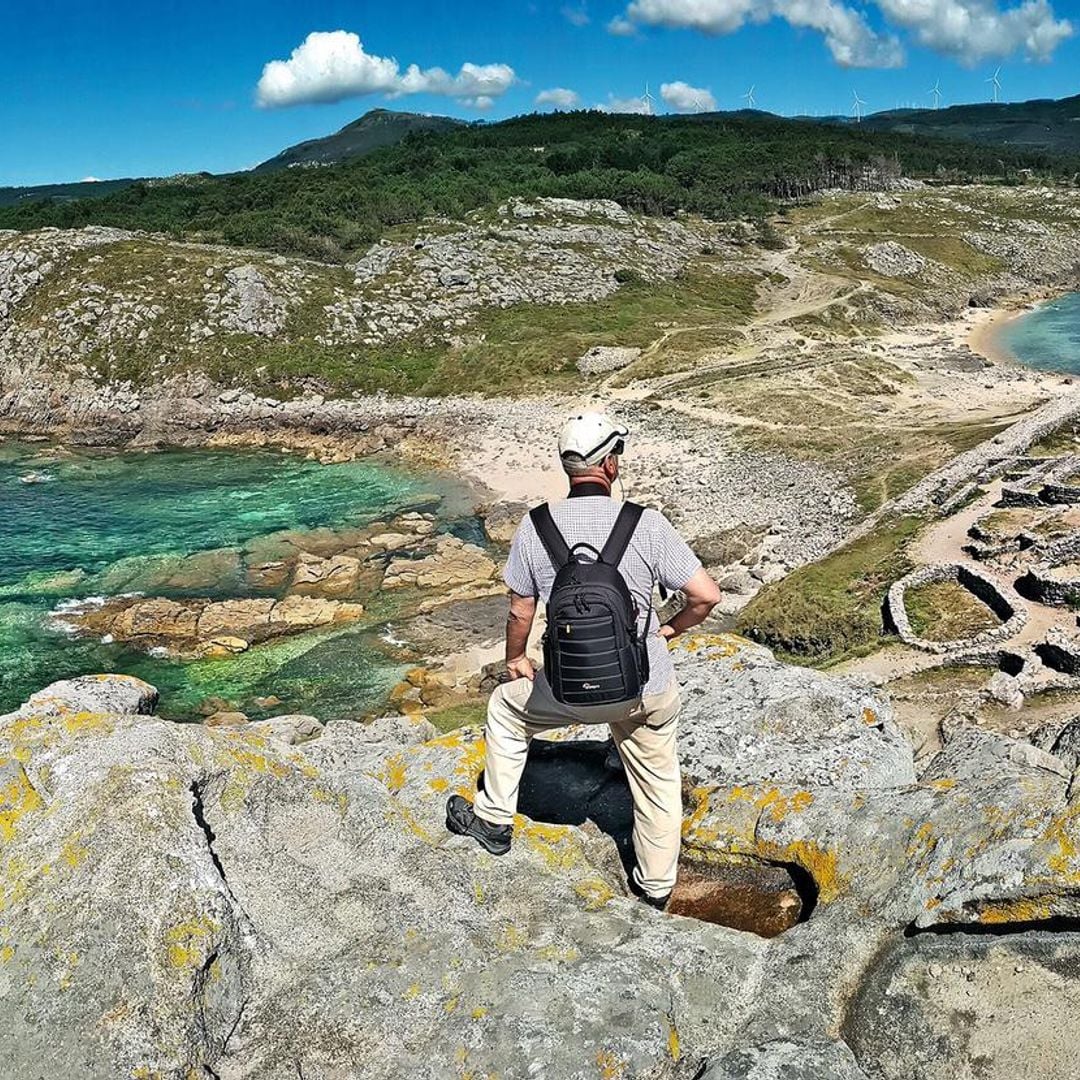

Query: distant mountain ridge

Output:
[858, 94, 1080, 156]
[253, 108, 468, 173]
[7, 96, 1080, 209]
[0, 176, 140, 209]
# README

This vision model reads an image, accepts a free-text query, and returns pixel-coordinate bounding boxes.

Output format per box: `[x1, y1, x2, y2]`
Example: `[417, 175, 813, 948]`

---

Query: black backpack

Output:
[530, 501, 650, 707]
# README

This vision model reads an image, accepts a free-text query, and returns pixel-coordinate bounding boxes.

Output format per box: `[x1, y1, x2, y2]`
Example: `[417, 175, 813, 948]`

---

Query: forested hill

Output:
[2, 110, 1076, 262]
[253, 108, 468, 172]
[860, 94, 1080, 156]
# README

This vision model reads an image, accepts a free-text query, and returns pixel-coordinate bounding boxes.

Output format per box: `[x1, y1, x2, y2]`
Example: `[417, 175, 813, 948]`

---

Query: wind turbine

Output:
[742, 85, 756, 109]
[929, 80, 942, 110]
[642, 82, 655, 116]
[852, 90, 866, 123]
[986, 67, 1002, 103]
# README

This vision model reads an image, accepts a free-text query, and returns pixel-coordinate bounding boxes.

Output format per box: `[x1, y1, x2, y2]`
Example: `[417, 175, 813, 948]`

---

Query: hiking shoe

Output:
[445, 795, 512, 856]
[603, 739, 624, 773]
[628, 865, 670, 911]
[639, 891, 671, 912]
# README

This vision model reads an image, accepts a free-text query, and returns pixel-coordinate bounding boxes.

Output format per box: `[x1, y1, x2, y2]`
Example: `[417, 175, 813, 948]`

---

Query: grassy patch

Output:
[904, 580, 1002, 642]
[1029, 422, 1080, 458]
[736, 514, 925, 665]
[889, 664, 997, 695]
[432, 265, 758, 394]
[23, 242, 758, 397]
[426, 699, 487, 734]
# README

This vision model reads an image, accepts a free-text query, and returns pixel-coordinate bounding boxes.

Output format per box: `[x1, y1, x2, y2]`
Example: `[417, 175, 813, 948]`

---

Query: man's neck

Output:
[567, 479, 611, 498]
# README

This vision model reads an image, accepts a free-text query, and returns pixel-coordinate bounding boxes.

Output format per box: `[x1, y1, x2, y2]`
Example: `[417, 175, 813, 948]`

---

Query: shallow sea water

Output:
[999, 292, 1080, 374]
[0, 441, 467, 719]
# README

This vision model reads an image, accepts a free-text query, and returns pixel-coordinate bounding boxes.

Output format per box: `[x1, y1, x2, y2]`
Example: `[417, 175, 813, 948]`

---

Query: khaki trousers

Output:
[473, 672, 682, 899]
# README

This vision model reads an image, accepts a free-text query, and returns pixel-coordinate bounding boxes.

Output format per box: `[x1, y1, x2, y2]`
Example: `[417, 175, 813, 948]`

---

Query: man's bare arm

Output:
[505, 591, 538, 680]
[658, 567, 722, 641]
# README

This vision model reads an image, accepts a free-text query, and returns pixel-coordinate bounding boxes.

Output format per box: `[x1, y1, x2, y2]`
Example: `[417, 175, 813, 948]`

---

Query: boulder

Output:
[59, 595, 365, 659]
[203, 711, 249, 728]
[247, 714, 323, 745]
[269, 594, 364, 631]
[985, 670, 1025, 710]
[674, 634, 915, 792]
[576, 345, 641, 376]
[481, 500, 528, 544]
[382, 535, 498, 591]
[5, 673, 158, 719]
[289, 552, 364, 598]
[196, 598, 276, 642]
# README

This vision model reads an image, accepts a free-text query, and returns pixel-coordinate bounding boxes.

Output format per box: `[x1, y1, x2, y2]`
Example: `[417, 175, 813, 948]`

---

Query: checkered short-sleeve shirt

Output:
[504, 495, 702, 696]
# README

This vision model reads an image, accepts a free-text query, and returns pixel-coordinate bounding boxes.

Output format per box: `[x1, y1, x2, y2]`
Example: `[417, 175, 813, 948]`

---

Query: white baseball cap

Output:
[558, 411, 629, 466]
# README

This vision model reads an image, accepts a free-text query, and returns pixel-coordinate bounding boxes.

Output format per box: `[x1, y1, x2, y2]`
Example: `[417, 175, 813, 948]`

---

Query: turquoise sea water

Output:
[999, 292, 1080, 373]
[0, 442, 464, 720]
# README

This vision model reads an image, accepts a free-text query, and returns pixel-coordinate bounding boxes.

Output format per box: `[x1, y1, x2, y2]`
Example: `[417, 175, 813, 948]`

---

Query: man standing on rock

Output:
[447, 411, 721, 909]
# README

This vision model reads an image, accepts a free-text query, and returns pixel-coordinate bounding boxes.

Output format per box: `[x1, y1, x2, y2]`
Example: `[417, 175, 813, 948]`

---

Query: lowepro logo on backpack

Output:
[530, 502, 650, 707]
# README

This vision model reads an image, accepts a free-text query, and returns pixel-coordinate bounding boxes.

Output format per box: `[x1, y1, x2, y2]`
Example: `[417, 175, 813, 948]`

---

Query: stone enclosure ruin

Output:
[886, 563, 1025, 654]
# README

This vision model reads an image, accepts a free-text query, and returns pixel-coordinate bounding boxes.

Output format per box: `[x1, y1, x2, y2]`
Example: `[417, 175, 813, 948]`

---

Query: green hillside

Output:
[2, 109, 1076, 261]
[0, 176, 139, 209]
[861, 93, 1080, 155]
[254, 108, 467, 172]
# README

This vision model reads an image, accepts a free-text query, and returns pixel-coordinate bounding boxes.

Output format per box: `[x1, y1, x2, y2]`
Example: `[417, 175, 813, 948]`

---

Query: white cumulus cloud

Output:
[873, 0, 1072, 63]
[625, 0, 903, 66]
[607, 15, 639, 34]
[536, 87, 582, 108]
[617, 0, 1071, 66]
[661, 80, 717, 111]
[256, 31, 517, 108]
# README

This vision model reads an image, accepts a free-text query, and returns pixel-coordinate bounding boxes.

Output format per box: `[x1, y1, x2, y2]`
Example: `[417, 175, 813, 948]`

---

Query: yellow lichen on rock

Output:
[574, 878, 616, 911]
[1042, 802, 1080, 879]
[62, 712, 115, 736]
[379, 754, 408, 793]
[514, 817, 584, 871]
[761, 838, 848, 904]
[596, 1048, 628, 1079]
[680, 632, 749, 660]
[978, 895, 1055, 924]
[60, 835, 89, 870]
[163, 915, 219, 971]
[666, 1013, 682, 1062]
[0, 761, 44, 843]
[726, 785, 814, 823]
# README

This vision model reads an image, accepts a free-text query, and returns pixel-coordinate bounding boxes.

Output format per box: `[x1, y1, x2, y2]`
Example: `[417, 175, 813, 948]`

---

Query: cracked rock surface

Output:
[4, 637, 1080, 1077]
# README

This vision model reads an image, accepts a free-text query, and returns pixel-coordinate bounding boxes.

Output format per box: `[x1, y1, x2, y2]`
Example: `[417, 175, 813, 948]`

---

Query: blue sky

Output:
[4, 0, 1080, 186]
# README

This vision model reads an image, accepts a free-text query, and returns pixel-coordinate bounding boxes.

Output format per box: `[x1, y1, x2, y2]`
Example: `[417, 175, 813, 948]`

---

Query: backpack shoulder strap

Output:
[529, 504, 571, 570]
[599, 502, 645, 566]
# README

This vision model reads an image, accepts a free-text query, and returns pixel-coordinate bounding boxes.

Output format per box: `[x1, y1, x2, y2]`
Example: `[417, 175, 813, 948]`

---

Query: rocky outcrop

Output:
[57, 594, 364, 658]
[576, 344, 641, 375]
[862, 241, 931, 278]
[5, 636, 1080, 1077]
[326, 197, 701, 346]
[382, 534, 499, 591]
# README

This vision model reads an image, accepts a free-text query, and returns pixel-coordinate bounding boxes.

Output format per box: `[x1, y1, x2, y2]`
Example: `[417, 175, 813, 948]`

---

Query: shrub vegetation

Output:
[2, 111, 1075, 261]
